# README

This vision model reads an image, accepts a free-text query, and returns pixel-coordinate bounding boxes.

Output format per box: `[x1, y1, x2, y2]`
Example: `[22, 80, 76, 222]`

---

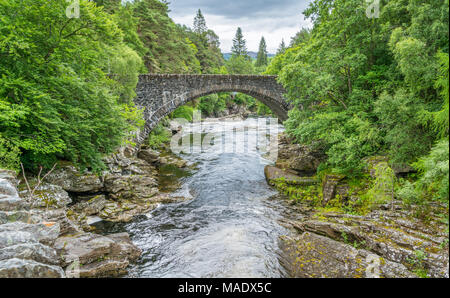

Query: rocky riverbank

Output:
[266, 133, 449, 278]
[0, 144, 192, 278]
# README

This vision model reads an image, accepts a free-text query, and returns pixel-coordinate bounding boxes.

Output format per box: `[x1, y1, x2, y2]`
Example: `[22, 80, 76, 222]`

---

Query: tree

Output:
[133, 0, 201, 74]
[255, 37, 268, 67]
[265, 0, 449, 204]
[0, 0, 144, 172]
[193, 9, 208, 35]
[231, 27, 249, 58]
[277, 39, 287, 55]
[290, 28, 311, 46]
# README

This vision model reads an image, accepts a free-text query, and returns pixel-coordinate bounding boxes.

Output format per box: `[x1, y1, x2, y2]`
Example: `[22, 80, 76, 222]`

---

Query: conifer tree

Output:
[193, 9, 207, 35]
[255, 36, 268, 67]
[277, 38, 287, 55]
[231, 27, 249, 58]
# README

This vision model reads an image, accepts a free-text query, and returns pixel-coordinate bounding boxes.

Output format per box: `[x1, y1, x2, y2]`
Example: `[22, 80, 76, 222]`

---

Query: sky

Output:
[167, 0, 313, 54]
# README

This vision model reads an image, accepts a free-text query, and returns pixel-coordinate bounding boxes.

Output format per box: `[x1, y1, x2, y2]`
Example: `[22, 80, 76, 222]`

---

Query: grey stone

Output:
[138, 149, 161, 164]
[0, 258, 64, 278]
[20, 183, 72, 208]
[0, 243, 59, 265]
[0, 222, 60, 246]
[0, 231, 37, 249]
[45, 165, 103, 194]
[71, 195, 106, 216]
[279, 233, 416, 278]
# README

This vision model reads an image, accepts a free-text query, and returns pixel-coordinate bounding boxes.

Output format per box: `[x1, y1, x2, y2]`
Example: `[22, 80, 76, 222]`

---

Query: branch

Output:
[20, 163, 57, 201]
[327, 91, 348, 110]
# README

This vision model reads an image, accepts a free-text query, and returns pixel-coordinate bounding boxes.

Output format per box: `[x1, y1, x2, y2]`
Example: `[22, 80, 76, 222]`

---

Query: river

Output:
[119, 117, 293, 278]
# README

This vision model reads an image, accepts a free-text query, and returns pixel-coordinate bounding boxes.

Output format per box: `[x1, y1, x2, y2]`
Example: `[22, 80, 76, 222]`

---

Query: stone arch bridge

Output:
[134, 74, 289, 147]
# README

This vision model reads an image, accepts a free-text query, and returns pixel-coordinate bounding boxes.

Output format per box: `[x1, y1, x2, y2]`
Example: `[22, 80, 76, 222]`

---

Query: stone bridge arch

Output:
[133, 74, 290, 146]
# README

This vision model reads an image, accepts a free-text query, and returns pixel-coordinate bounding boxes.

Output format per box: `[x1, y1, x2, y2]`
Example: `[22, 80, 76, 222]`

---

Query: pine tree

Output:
[231, 27, 249, 58]
[193, 9, 207, 35]
[277, 39, 287, 55]
[255, 36, 268, 67]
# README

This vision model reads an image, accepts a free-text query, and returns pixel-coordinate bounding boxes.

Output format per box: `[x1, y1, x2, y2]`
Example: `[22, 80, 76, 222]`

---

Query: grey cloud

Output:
[170, 0, 309, 20]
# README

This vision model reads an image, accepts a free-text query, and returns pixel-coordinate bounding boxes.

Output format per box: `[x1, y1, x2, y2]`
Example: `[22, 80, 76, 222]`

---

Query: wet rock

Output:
[264, 166, 319, 186]
[98, 200, 157, 223]
[138, 149, 161, 164]
[106, 233, 141, 262]
[279, 233, 415, 278]
[76, 259, 129, 278]
[45, 165, 103, 194]
[0, 258, 64, 278]
[54, 232, 141, 278]
[159, 156, 187, 168]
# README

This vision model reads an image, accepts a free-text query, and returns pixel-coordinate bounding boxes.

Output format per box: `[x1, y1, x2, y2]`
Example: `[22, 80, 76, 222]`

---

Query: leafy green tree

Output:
[133, 0, 201, 73]
[0, 0, 143, 172]
[268, 0, 448, 182]
[226, 55, 255, 74]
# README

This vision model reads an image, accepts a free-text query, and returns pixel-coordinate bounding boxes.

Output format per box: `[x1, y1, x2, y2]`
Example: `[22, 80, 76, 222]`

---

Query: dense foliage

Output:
[0, 0, 144, 172]
[267, 0, 449, 203]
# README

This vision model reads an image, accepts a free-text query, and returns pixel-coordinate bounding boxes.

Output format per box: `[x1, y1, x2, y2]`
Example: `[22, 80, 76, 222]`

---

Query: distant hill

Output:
[223, 52, 275, 60]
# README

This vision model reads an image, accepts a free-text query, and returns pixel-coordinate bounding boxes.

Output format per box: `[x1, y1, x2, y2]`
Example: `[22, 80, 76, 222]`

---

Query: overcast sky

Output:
[167, 0, 312, 53]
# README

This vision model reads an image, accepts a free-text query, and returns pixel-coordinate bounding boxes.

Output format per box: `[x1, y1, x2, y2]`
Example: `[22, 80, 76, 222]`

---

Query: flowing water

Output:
[122, 118, 293, 278]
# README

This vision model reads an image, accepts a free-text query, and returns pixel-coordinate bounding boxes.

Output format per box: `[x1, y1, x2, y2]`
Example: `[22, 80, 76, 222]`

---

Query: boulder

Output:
[0, 196, 26, 211]
[0, 231, 38, 249]
[279, 233, 415, 278]
[104, 174, 158, 202]
[0, 258, 64, 278]
[54, 232, 141, 278]
[0, 178, 19, 198]
[0, 222, 60, 246]
[0, 170, 18, 187]
[0, 243, 59, 265]
[20, 183, 72, 209]
[54, 233, 116, 267]
[45, 165, 103, 194]
[264, 166, 319, 186]
[71, 195, 106, 216]
[0, 210, 42, 225]
[138, 149, 161, 164]
[275, 133, 325, 175]
[290, 213, 449, 278]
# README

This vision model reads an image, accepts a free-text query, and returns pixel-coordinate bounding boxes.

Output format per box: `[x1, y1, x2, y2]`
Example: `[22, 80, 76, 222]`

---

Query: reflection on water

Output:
[124, 118, 291, 278]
